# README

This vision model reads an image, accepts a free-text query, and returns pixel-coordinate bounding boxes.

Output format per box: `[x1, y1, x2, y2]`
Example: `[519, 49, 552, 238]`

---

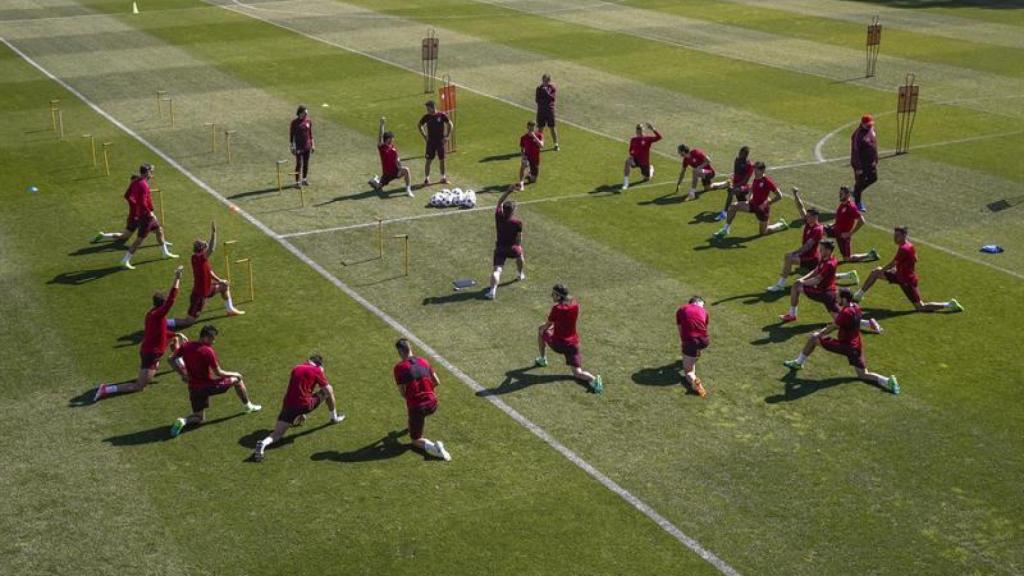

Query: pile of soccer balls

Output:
[427, 188, 477, 209]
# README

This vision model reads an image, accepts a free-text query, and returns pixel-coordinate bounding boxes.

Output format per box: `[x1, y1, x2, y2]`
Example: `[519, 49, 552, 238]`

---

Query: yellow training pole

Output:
[102, 142, 112, 176]
[377, 218, 384, 259]
[57, 110, 64, 140]
[204, 123, 217, 153]
[81, 134, 96, 167]
[223, 240, 237, 284]
[224, 130, 236, 163]
[392, 234, 409, 276]
[49, 99, 59, 130]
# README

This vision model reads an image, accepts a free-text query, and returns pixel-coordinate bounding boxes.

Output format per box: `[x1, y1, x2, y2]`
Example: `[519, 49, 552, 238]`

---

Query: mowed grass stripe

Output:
[0, 38, 723, 576]
[623, 0, 1024, 79]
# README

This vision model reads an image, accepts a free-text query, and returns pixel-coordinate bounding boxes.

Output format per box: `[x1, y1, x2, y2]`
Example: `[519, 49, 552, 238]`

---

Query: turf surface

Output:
[1, 1, 1022, 575]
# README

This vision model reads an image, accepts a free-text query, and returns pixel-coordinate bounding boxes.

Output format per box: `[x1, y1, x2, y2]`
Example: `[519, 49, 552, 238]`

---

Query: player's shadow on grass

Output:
[751, 321, 821, 345]
[712, 290, 788, 307]
[859, 308, 918, 322]
[479, 152, 520, 163]
[310, 430, 411, 463]
[477, 365, 587, 397]
[590, 183, 625, 194]
[631, 361, 683, 387]
[238, 422, 333, 453]
[688, 211, 721, 224]
[68, 241, 129, 256]
[102, 413, 244, 445]
[693, 234, 757, 251]
[765, 372, 883, 403]
[115, 329, 145, 348]
[637, 191, 685, 206]
[48, 265, 138, 285]
[422, 280, 522, 305]
[228, 186, 287, 200]
[317, 186, 410, 205]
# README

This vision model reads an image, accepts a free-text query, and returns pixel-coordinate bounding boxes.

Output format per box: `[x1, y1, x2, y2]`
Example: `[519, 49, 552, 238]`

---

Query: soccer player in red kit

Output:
[393, 338, 451, 461]
[714, 161, 787, 239]
[418, 100, 453, 186]
[784, 288, 900, 395]
[675, 144, 716, 201]
[289, 105, 315, 187]
[169, 324, 261, 437]
[827, 186, 878, 268]
[369, 117, 414, 197]
[486, 186, 525, 300]
[251, 354, 345, 462]
[175, 222, 244, 327]
[854, 226, 963, 313]
[535, 74, 559, 151]
[518, 120, 544, 188]
[767, 188, 825, 292]
[94, 266, 187, 402]
[94, 164, 178, 268]
[622, 123, 661, 191]
[850, 114, 878, 211]
[535, 283, 604, 393]
[710, 145, 754, 221]
[676, 296, 710, 398]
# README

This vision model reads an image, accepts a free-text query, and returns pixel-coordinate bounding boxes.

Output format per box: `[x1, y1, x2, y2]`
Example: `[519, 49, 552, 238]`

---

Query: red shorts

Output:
[139, 351, 161, 370]
[127, 213, 158, 239]
[697, 167, 715, 186]
[630, 157, 651, 178]
[189, 377, 235, 413]
[883, 270, 921, 304]
[493, 244, 523, 267]
[408, 400, 438, 441]
[681, 336, 710, 358]
[819, 336, 865, 369]
[523, 155, 539, 178]
[536, 109, 555, 129]
[730, 183, 750, 201]
[425, 139, 445, 161]
[380, 168, 401, 186]
[277, 395, 323, 425]
[804, 287, 840, 314]
[543, 332, 582, 368]
[187, 288, 216, 318]
[750, 202, 770, 222]
[825, 226, 853, 259]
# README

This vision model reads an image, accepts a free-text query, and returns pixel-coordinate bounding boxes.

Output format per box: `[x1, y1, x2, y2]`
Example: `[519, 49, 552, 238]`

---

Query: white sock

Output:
[106, 384, 118, 394]
[121, 251, 132, 264]
[623, 176, 629, 187]
[836, 271, 855, 280]
[722, 224, 731, 232]
[246, 401, 257, 410]
[789, 306, 798, 316]
[330, 409, 338, 419]
[101, 232, 120, 239]
[795, 353, 807, 364]
[854, 289, 865, 300]
[225, 297, 234, 310]
[649, 166, 655, 178]
[161, 243, 172, 256]
[684, 371, 696, 382]
[406, 185, 412, 193]
[860, 319, 872, 330]
[258, 436, 273, 449]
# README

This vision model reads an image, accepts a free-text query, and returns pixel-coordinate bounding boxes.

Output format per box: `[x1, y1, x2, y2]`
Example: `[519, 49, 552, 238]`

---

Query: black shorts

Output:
[380, 168, 401, 186]
[140, 351, 161, 371]
[536, 109, 556, 129]
[278, 395, 323, 425]
[630, 157, 651, 178]
[189, 378, 235, 413]
[682, 337, 710, 358]
[425, 139, 446, 161]
[543, 332, 582, 368]
[523, 155, 539, 178]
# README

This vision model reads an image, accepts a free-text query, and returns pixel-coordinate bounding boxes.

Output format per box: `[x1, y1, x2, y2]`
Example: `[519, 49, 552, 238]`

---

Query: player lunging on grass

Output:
[418, 100, 453, 186]
[369, 117, 414, 198]
[711, 145, 754, 221]
[169, 324, 261, 437]
[393, 338, 451, 461]
[850, 114, 878, 211]
[518, 120, 544, 189]
[854, 226, 963, 313]
[290, 105, 315, 188]
[177, 222, 245, 326]
[536, 283, 604, 394]
[94, 164, 178, 268]
[827, 186, 878, 268]
[675, 144, 716, 201]
[486, 186, 525, 301]
[94, 266, 187, 401]
[622, 123, 661, 191]
[784, 288, 900, 395]
[767, 188, 824, 292]
[676, 296, 710, 398]
[713, 161, 787, 239]
[251, 354, 345, 462]
[535, 73, 559, 151]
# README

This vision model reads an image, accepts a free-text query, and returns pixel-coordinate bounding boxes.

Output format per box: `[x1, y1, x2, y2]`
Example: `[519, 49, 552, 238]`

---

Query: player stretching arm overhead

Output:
[767, 188, 824, 292]
[369, 117, 414, 198]
[622, 123, 661, 191]
[486, 185, 525, 301]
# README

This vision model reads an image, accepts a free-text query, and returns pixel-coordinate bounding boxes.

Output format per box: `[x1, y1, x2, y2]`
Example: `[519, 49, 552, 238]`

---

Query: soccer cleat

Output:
[779, 313, 798, 324]
[92, 233, 105, 243]
[517, 272, 526, 282]
[714, 210, 727, 222]
[948, 299, 964, 312]
[841, 269, 860, 286]
[712, 228, 729, 240]
[162, 251, 180, 260]
[226, 308, 246, 317]
[93, 384, 107, 402]
[534, 356, 548, 368]
[435, 441, 452, 462]
[783, 359, 803, 371]
[590, 375, 604, 395]
[121, 261, 135, 270]
[440, 176, 450, 184]
[245, 403, 262, 413]
[687, 190, 697, 201]
[368, 176, 381, 191]
[484, 289, 496, 300]
[406, 189, 414, 198]
[691, 377, 707, 398]
[301, 178, 310, 187]
[766, 283, 785, 293]
[856, 201, 867, 212]
[867, 318, 884, 334]
[423, 177, 431, 186]
[553, 144, 560, 151]
[887, 375, 901, 395]
[330, 412, 346, 424]
[250, 449, 265, 463]
[293, 414, 307, 427]
[865, 249, 879, 262]
[620, 184, 629, 192]
[776, 218, 789, 230]
[169, 417, 186, 438]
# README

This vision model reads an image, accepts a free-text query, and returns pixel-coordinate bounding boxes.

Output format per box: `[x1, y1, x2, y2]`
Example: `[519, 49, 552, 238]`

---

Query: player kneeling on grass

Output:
[251, 354, 345, 462]
[713, 161, 787, 239]
[780, 239, 882, 333]
[709, 146, 754, 221]
[622, 122, 661, 191]
[784, 288, 900, 395]
[369, 117, 414, 198]
[171, 222, 244, 329]
[676, 296, 710, 398]
[767, 188, 825, 292]
[95, 266, 187, 402]
[854, 226, 963, 313]
[827, 186, 878, 268]
[393, 338, 451, 461]
[518, 120, 544, 189]
[486, 186, 525, 300]
[536, 283, 604, 394]
[675, 144, 716, 201]
[169, 324, 261, 437]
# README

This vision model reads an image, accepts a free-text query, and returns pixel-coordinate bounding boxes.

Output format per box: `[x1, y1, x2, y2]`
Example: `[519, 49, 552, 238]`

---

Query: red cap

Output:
[861, 114, 874, 125]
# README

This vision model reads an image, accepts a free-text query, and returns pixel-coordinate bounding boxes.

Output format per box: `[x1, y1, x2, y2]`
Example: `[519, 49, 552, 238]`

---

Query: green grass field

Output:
[1, 1, 1022, 574]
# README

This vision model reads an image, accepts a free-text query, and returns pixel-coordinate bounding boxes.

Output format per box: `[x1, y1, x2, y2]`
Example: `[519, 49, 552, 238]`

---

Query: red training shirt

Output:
[749, 175, 778, 206]
[495, 206, 522, 248]
[548, 300, 580, 346]
[683, 148, 711, 169]
[283, 363, 329, 411]
[813, 256, 838, 292]
[191, 252, 212, 298]
[800, 222, 825, 263]
[127, 177, 153, 219]
[393, 356, 437, 410]
[833, 200, 861, 234]
[520, 131, 543, 161]
[140, 286, 178, 356]
[676, 303, 709, 341]
[378, 143, 399, 175]
[835, 304, 863, 350]
[290, 116, 313, 150]
[628, 130, 661, 166]
[175, 341, 219, 390]
[894, 241, 918, 283]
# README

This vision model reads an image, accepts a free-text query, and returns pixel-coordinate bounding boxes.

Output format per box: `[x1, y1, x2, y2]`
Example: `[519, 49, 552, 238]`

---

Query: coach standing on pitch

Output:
[535, 73, 559, 151]
[850, 114, 878, 212]
[290, 105, 315, 188]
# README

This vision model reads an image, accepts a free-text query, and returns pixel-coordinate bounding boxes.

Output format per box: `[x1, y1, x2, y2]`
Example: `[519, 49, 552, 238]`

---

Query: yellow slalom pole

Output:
[393, 234, 409, 276]
[235, 258, 254, 302]
[57, 110, 64, 140]
[49, 99, 59, 130]
[156, 90, 166, 115]
[224, 130, 236, 163]
[377, 218, 384, 259]
[81, 134, 96, 167]
[223, 240, 237, 284]
[102, 142, 112, 176]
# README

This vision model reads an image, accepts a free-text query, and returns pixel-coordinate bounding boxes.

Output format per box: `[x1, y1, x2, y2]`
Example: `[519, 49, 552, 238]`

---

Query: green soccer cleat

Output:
[948, 299, 964, 312]
[776, 218, 788, 230]
[91, 233, 104, 243]
[887, 375, 901, 395]
[712, 228, 729, 240]
[534, 356, 548, 368]
[783, 359, 803, 371]
[590, 375, 604, 395]
[866, 249, 880, 262]
[847, 270, 860, 286]
[169, 417, 186, 438]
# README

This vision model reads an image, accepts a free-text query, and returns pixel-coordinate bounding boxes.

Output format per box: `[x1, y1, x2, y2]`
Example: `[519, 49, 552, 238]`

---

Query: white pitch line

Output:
[0, 37, 742, 576]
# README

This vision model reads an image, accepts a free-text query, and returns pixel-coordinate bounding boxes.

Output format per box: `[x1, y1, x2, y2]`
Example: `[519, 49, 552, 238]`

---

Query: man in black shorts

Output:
[417, 100, 453, 186]
[535, 74, 559, 151]
[486, 186, 525, 300]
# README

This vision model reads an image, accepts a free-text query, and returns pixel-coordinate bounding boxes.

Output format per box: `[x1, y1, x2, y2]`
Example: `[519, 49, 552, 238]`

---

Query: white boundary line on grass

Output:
[0, 37, 742, 576]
